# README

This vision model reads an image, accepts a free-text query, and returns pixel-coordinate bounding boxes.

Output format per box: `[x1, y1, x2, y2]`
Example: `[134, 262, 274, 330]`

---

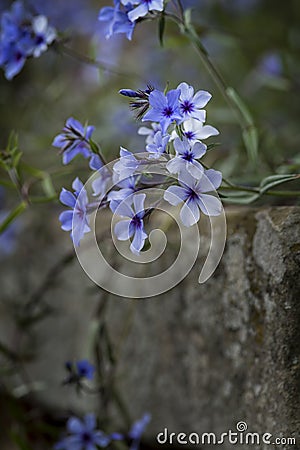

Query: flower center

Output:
[185, 131, 195, 140]
[163, 106, 173, 118]
[82, 432, 92, 443]
[188, 188, 198, 200]
[182, 151, 194, 162]
[181, 101, 194, 114]
[131, 215, 142, 229]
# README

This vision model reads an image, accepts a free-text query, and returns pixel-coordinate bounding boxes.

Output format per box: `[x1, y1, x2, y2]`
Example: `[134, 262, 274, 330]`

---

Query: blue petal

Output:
[67, 417, 84, 434]
[114, 219, 132, 240]
[128, 3, 148, 22]
[180, 198, 200, 227]
[59, 188, 76, 208]
[164, 185, 186, 206]
[84, 413, 96, 431]
[66, 117, 84, 136]
[59, 210, 73, 231]
[149, 90, 167, 110]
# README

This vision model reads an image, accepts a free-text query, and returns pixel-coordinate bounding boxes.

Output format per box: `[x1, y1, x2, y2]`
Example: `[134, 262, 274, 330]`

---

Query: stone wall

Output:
[0, 206, 299, 449]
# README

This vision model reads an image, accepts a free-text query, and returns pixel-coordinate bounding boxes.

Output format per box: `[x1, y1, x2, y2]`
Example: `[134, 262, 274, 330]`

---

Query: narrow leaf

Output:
[0, 202, 27, 234]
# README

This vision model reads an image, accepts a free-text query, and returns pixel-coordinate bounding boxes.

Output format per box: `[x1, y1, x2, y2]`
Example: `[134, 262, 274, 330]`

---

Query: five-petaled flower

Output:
[142, 88, 182, 134]
[52, 117, 95, 165]
[114, 193, 148, 254]
[54, 414, 110, 450]
[177, 82, 212, 122]
[166, 137, 206, 178]
[164, 170, 222, 227]
[59, 178, 91, 247]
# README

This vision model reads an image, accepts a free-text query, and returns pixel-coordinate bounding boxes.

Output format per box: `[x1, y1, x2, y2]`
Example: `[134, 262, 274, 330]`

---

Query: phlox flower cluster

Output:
[0, 1, 56, 79]
[55, 82, 222, 255]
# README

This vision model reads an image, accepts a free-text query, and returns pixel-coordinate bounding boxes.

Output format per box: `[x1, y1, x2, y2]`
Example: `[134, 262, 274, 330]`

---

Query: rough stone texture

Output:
[0, 206, 299, 449]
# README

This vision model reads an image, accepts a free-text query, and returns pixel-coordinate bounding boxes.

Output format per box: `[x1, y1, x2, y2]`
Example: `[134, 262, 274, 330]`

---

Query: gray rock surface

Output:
[0, 206, 299, 449]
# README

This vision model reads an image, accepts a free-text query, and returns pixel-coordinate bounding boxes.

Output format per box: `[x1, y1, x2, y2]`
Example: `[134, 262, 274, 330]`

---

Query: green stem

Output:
[54, 41, 142, 81]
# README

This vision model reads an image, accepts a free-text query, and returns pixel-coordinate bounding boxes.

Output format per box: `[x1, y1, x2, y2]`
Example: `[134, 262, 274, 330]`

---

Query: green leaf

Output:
[158, 14, 165, 47]
[242, 126, 258, 163]
[259, 173, 299, 190]
[89, 138, 101, 155]
[222, 193, 259, 204]
[226, 87, 258, 162]
[0, 202, 27, 234]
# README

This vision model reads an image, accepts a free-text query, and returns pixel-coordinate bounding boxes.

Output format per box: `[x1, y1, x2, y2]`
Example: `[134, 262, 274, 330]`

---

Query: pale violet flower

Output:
[114, 193, 147, 254]
[59, 178, 91, 247]
[54, 413, 110, 450]
[138, 122, 161, 145]
[171, 118, 219, 144]
[146, 130, 169, 159]
[113, 147, 140, 181]
[31, 15, 56, 58]
[166, 137, 206, 178]
[164, 169, 222, 227]
[177, 82, 212, 122]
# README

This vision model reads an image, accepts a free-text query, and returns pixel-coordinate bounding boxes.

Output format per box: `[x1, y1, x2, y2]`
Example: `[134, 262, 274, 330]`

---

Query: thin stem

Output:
[54, 41, 143, 81]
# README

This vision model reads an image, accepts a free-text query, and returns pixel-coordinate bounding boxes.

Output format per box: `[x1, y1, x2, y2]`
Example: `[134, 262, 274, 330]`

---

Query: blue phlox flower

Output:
[76, 360, 95, 380]
[31, 15, 56, 58]
[171, 118, 219, 144]
[114, 193, 148, 255]
[98, 0, 135, 40]
[164, 169, 222, 227]
[108, 175, 137, 212]
[52, 117, 94, 165]
[113, 147, 140, 181]
[128, 413, 151, 450]
[59, 177, 91, 247]
[142, 89, 182, 134]
[166, 137, 206, 178]
[146, 130, 169, 159]
[122, 0, 164, 22]
[177, 82, 212, 122]
[138, 122, 161, 145]
[54, 414, 110, 450]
